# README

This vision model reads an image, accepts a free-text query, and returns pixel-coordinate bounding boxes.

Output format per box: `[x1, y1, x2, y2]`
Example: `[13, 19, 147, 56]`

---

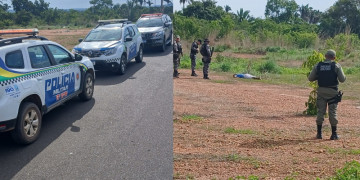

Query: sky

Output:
[174, 0, 339, 18]
[2, 0, 164, 9]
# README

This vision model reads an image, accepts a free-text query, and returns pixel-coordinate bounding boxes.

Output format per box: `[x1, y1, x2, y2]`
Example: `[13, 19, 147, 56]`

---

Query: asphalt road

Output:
[0, 47, 173, 180]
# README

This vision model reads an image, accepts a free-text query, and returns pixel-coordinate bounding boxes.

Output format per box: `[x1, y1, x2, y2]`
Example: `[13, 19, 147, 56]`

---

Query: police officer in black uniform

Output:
[200, 38, 212, 79]
[190, 39, 202, 76]
[308, 49, 346, 140]
[173, 35, 182, 78]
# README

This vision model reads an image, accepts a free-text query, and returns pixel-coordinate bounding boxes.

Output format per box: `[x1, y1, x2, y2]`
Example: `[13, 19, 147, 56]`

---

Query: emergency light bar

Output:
[98, 19, 129, 23]
[141, 13, 163, 17]
[0, 29, 39, 36]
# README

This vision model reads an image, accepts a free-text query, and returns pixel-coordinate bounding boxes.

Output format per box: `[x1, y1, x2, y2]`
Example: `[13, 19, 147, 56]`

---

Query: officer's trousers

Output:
[190, 54, 196, 71]
[316, 95, 338, 126]
[173, 54, 179, 71]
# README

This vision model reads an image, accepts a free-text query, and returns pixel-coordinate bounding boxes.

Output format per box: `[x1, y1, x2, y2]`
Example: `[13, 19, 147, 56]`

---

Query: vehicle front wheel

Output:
[79, 72, 94, 101]
[135, 46, 143, 63]
[11, 102, 42, 145]
[117, 54, 127, 75]
[160, 38, 166, 52]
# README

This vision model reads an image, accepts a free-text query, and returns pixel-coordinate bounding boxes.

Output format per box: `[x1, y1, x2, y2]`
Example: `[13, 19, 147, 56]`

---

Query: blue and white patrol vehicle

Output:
[0, 29, 95, 144]
[73, 19, 143, 75]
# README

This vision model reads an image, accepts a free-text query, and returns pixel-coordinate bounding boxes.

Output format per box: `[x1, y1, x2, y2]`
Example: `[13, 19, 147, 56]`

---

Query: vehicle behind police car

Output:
[0, 29, 95, 144]
[73, 19, 143, 75]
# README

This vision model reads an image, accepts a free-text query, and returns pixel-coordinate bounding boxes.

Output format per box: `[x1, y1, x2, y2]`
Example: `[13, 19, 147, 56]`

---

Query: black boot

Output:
[203, 74, 209, 79]
[191, 71, 198, 77]
[173, 70, 179, 78]
[330, 126, 339, 140]
[316, 125, 322, 139]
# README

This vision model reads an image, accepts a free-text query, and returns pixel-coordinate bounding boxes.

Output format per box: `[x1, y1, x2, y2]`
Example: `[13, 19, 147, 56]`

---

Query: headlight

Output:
[102, 48, 117, 56]
[152, 31, 164, 38]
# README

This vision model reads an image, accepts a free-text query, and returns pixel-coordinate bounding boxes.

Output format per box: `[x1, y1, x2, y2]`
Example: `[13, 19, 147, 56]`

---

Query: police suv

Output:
[0, 29, 95, 144]
[136, 13, 173, 52]
[73, 19, 143, 75]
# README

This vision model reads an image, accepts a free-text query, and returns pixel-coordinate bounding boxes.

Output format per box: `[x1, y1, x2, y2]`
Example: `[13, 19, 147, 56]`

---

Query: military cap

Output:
[325, 49, 336, 58]
[197, 39, 202, 43]
[204, 38, 210, 42]
[176, 35, 180, 39]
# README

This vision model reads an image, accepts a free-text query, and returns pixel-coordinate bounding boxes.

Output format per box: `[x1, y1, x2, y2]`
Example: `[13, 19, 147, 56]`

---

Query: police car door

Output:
[47, 44, 81, 99]
[28, 45, 59, 107]
[124, 27, 137, 61]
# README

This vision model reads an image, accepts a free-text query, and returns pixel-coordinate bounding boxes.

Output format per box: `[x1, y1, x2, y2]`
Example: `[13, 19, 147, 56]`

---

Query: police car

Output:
[136, 13, 173, 52]
[73, 19, 143, 75]
[0, 29, 95, 144]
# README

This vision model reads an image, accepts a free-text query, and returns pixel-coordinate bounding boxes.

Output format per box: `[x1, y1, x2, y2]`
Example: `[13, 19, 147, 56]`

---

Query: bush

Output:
[257, 60, 281, 73]
[331, 161, 360, 180]
[214, 44, 231, 52]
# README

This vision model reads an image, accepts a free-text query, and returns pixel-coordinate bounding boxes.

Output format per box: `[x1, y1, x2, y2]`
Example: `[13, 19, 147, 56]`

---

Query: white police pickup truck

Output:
[0, 29, 95, 144]
[73, 19, 143, 75]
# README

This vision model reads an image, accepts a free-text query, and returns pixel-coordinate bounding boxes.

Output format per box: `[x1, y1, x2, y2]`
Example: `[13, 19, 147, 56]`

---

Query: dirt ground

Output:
[173, 69, 360, 180]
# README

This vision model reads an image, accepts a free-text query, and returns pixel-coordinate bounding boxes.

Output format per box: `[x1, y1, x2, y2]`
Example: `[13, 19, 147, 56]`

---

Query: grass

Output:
[224, 154, 261, 169]
[325, 147, 360, 155]
[330, 160, 360, 180]
[181, 114, 203, 122]
[224, 127, 256, 135]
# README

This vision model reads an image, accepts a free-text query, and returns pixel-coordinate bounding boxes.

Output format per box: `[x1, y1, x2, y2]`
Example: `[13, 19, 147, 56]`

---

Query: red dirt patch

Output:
[173, 69, 360, 179]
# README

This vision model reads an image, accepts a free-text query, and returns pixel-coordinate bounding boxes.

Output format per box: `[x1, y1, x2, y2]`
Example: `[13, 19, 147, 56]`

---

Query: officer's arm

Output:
[173, 43, 178, 52]
[336, 64, 346, 83]
[191, 43, 197, 51]
[206, 45, 211, 56]
[308, 65, 318, 82]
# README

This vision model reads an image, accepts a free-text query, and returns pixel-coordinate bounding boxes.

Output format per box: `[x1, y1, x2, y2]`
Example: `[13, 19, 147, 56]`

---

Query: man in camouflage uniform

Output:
[190, 39, 202, 76]
[200, 38, 212, 79]
[308, 49, 346, 140]
[173, 35, 182, 78]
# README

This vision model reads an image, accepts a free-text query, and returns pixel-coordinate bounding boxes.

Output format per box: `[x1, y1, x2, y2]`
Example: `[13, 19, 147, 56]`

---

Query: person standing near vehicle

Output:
[173, 35, 182, 78]
[200, 38, 212, 79]
[190, 39, 202, 76]
[308, 49, 346, 140]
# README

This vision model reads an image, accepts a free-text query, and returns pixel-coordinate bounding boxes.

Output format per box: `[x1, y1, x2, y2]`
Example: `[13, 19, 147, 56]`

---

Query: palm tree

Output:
[146, 0, 153, 7]
[179, 0, 187, 10]
[236, 8, 250, 22]
[224, 5, 231, 13]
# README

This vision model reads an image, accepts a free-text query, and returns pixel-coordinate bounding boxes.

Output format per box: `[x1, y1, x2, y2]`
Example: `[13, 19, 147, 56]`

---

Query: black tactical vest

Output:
[200, 44, 208, 56]
[190, 42, 198, 54]
[316, 62, 338, 87]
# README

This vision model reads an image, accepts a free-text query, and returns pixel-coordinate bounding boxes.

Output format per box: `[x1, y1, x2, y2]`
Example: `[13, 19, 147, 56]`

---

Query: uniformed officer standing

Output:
[173, 35, 182, 78]
[190, 39, 202, 76]
[200, 38, 212, 79]
[308, 49, 346, 140]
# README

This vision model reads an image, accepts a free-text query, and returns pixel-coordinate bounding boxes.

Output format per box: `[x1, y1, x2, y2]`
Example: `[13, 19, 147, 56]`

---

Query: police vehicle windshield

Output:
[84, 28, 122, 42]
[136, 18, 163, 28]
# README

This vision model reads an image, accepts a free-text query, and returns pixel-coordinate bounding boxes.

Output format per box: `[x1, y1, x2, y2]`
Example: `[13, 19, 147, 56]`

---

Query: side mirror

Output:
[78, 38, 83, 43]
[74, 53, 83, 61]
[125, 37, 133, 42]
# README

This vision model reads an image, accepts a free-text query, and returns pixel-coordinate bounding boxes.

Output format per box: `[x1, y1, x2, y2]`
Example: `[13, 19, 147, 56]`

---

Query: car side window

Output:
[48, 45, 72, 64]
[124, 28, 130, 38]
[28, 46, 52, 68]
[129, 26, 136, 37]
[5, 50, 25, 69]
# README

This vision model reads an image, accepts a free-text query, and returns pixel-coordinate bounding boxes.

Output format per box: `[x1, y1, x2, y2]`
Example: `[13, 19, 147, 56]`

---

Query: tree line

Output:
[0, 0, 173, 28]
[175, 0, 360, 41]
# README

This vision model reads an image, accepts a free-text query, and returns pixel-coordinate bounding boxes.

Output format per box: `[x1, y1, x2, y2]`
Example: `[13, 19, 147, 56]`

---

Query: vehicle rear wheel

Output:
[79, 72, 94, 101]
[135, 46, 143, 63]
[11, 102, 42, 145]
[117, 54, 127, 75]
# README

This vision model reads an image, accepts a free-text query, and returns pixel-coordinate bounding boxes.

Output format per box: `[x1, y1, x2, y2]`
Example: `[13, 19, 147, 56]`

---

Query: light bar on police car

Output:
[98, 19, 128, 23]
[0, 29, 39, 36]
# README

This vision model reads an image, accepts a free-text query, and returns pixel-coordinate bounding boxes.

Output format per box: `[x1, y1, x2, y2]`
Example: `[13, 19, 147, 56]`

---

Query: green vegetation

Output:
[330, 161, 360, 180]
[224, 154, 261, 169]
[224, 127, 256, 135]
[181, 114, 203, 122]
[228, 175, 260, 180]
[0, 0, 173, 28]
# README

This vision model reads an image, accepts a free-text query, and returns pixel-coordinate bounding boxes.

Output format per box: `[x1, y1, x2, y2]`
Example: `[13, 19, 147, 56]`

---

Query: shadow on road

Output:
[94, 61, 146, 86]
[143, 44, 172, 57]
[0, 97, 95, 180]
